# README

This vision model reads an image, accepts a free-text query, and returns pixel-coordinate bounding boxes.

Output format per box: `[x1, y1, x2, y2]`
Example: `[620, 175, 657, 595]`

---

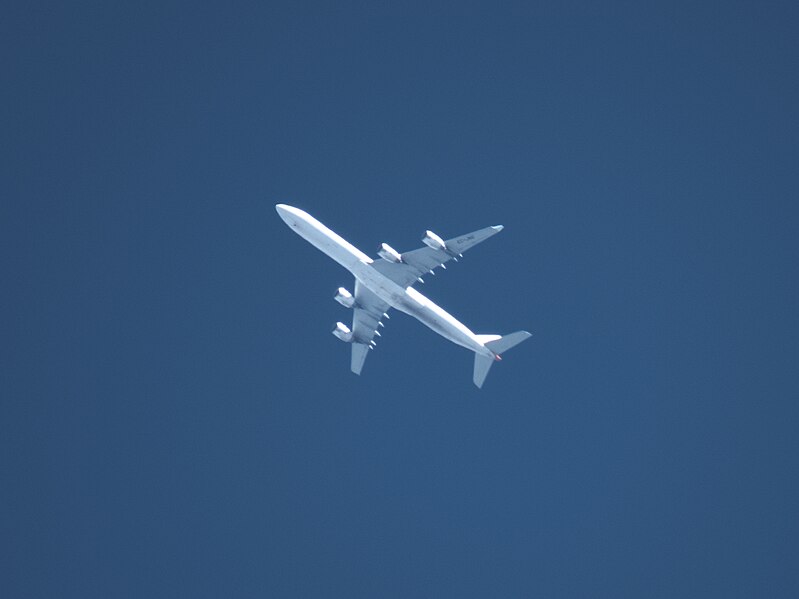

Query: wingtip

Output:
[491, 225, 504, 232]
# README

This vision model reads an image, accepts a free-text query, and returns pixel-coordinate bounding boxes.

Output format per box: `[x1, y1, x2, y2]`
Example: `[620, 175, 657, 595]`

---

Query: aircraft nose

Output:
[275, 203, 296, 225]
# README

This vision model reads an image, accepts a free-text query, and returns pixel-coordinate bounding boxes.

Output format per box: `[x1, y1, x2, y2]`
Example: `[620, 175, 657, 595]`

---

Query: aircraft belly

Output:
[416, 308, 476, 351]
[353, 265, 485, 354]
[277, 204, 516, 381]
[291, 216, 370, 271]
[308, 230, 488, 357]
[352, 263, 406, 306]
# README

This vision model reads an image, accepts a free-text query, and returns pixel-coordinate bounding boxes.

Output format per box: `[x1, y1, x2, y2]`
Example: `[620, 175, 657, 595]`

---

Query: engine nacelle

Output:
[422, 230, 446, 251]
[332, 322, 353, 342]
[378, 242, 402, 263]
[334, 287, 355, 308]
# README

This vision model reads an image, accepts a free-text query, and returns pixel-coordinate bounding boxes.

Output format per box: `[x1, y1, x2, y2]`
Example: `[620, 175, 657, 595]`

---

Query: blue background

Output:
[3, 1, 798, 597]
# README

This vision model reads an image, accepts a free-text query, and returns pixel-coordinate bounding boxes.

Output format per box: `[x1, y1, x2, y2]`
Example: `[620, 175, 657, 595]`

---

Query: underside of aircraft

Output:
[277, 204, 531, 388]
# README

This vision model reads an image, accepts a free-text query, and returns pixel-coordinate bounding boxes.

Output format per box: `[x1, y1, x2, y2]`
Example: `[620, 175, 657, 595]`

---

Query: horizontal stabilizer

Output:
[473, 354, 494, 389]
[473, 331, 532, 388]
[485, 331, 532, 355]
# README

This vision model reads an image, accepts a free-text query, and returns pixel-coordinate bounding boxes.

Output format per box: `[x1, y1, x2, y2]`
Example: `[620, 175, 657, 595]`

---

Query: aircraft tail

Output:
[473, 331, 532, 388]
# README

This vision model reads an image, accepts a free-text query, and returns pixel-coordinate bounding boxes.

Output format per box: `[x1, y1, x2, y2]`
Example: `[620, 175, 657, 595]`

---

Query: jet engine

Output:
[334, 287, 355, 308]
[378, 243, 402, 263]
[332, 322, 353, 342]
[422, 230, 447, 251]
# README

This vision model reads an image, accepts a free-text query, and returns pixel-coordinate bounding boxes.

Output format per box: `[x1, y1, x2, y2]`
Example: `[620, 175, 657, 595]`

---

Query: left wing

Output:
[348, 225, 502, 373]
[371, 225, 503, 288]
[349, 280, 390, 374]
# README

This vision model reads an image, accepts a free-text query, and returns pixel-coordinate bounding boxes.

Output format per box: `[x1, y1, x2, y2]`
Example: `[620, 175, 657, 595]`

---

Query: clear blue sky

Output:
[3, 1, 798, 597]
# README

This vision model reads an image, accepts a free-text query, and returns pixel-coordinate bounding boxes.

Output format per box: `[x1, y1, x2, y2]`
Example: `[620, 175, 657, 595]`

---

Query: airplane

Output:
[275, 204, 531, 388]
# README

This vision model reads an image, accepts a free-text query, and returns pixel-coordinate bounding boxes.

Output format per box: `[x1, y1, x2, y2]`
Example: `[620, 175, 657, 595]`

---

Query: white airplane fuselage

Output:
[276, 204, 496, 359]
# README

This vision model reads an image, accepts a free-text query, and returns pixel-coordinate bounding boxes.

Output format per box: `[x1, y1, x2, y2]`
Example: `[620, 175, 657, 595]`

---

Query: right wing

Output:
[371, 225, 503, 288]
[349, 280, 391, 374]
